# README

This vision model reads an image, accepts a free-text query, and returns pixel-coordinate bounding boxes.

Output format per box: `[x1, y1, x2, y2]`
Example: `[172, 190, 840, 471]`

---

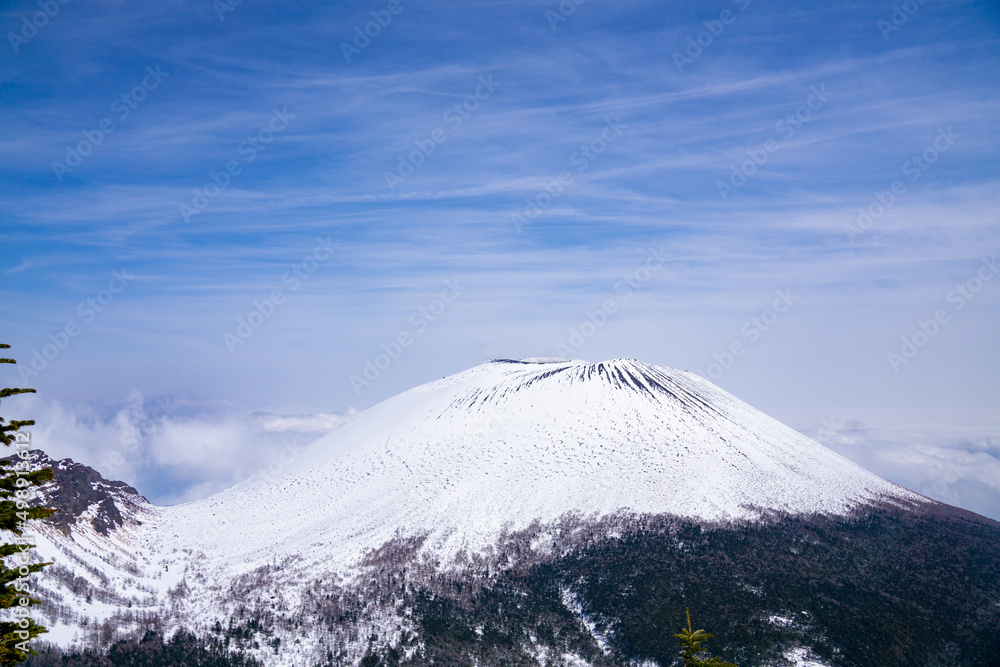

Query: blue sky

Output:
[1, 0, 999, 515]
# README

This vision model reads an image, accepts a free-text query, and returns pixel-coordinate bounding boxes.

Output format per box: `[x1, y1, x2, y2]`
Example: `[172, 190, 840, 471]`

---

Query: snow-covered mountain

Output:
[14, 359, 1000, 667]
[154, 357, 919, 569]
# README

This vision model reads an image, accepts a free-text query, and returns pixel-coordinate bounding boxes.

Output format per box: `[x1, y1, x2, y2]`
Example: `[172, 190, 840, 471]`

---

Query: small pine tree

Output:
[0, 344, 56, 665]
[674, 608, 736, 667]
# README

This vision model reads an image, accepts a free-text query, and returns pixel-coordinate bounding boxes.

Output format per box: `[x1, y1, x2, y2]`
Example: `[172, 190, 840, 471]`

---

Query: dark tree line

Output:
[1, 344, 56, 665]
[25, 630, 260, 667]
[342, 506, 1000, 667]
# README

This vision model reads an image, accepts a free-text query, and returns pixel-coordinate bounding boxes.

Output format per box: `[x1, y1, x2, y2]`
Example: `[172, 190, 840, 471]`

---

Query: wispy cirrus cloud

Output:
[1, 0, 998, 514]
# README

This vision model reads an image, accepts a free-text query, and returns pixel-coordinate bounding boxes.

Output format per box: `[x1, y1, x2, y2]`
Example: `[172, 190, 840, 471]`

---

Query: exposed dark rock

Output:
[3, 450, 148, 536]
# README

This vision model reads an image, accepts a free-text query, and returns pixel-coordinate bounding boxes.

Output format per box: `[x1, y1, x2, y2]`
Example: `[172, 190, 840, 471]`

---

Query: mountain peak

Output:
[152, 358, 920, 572]
[488, 356, 689, 392]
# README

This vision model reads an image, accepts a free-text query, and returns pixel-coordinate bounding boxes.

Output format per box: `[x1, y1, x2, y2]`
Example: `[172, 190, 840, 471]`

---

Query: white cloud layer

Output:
[15, 393, 357, 506]
[801, 413, 1000, 521]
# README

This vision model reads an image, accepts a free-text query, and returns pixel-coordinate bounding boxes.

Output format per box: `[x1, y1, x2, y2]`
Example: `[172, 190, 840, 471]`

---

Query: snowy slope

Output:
[147, 358, 920, 571]
[21, 357, 928, 662]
